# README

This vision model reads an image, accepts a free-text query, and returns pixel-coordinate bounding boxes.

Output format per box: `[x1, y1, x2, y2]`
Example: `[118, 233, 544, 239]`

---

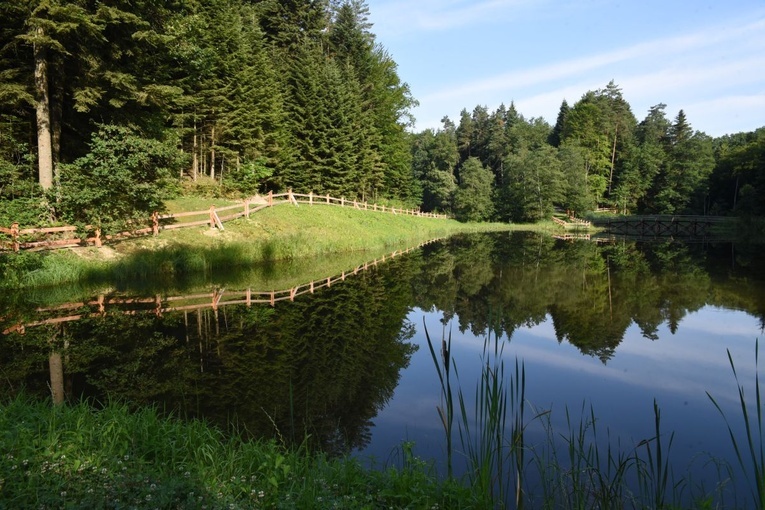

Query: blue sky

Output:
[366, 0, 765, 137]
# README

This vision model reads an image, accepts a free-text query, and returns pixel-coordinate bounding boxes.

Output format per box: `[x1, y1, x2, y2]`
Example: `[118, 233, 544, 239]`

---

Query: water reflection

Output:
[1, 232, 764, 463]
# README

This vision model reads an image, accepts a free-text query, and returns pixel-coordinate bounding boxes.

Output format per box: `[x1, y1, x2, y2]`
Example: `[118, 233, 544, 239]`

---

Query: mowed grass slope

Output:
[1, 200, 510, 289]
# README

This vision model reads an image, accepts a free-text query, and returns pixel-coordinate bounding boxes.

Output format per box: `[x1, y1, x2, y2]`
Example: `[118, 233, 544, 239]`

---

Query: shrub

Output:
[56, 125, 186, 234]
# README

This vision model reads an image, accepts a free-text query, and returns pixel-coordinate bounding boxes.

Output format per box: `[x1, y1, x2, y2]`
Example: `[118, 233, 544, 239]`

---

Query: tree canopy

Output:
[0, 1, 762, 229]
[412, 80, 761, 222]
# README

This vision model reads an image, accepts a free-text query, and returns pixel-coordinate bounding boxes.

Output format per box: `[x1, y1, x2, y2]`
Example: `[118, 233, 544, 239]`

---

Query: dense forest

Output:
[416, 89, 765, 222]
[0, 0, 763, 230]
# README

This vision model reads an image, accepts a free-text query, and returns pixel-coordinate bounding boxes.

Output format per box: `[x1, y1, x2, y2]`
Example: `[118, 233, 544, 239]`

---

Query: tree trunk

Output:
[49, 352, 65, 405]
[192, 124, 198, 181]
[51, 62, 64, 196]
[210, 124, 216, 180]
[34, 27, 54, 190]
[608, 127, 618, 195]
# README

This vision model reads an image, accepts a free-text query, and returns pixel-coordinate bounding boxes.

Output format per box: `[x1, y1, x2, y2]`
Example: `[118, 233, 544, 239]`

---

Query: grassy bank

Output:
[0, 203, 510, 290]
[0, 395, 481, 509]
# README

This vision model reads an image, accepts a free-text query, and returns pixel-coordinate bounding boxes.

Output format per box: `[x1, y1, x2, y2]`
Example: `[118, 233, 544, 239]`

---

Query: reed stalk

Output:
[426, 321, 527, 508]
[425, 320, 455, 479]
[707, 339, 765, 509]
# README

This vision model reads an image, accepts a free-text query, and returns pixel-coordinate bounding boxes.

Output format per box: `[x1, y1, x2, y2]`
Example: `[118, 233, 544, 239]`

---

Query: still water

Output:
[2, 232, 764, 503]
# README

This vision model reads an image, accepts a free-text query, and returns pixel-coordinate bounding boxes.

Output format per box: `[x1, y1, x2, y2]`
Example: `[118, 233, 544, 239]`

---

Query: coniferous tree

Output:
[411, 120, 458, 212]
[613, 103, 670, 213]
[548, 99, 569, 147]
[453, 157, 494, 222]
[258, 0, 329, 50]
[280, 41, 366, 196]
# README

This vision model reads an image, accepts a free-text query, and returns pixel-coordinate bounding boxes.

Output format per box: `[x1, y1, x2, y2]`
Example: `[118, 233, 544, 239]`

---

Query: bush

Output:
[56, 125, 186, 233]
[222, 157, 273, 196]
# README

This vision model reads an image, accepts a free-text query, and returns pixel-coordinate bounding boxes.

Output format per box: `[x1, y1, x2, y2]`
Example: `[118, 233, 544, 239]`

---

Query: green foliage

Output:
[0, 395, 478, 509]
[453, 157, 494, 222]
[413, 80, 765, 221]
[57, 125, 184, 232]
[222, 158, 273, 196]
[411, 124, 458, 213]
[501, 146, 564, 222]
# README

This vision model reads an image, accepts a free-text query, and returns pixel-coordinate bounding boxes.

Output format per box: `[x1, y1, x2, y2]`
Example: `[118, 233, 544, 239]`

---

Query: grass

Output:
[0, 202, 511, 290]
[0, 394, 483, 509]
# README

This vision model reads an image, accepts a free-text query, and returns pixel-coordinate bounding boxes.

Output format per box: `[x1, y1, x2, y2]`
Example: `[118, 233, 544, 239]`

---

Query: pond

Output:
[2, 232, 764, 505]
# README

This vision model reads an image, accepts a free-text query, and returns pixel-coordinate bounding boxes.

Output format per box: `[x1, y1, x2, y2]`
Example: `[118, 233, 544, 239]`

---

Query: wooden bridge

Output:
[2, 238, 442, 335]
[593, 215, 727, 238]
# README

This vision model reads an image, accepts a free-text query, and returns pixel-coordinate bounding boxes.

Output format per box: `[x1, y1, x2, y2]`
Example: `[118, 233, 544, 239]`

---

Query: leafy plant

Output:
[56, 125, 186, 234]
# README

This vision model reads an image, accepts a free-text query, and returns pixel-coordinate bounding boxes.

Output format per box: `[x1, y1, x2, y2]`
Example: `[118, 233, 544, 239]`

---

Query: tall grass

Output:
[708, 339, 765, 509]
[424, 321, 722, 509]
[425, 321, 527, 508]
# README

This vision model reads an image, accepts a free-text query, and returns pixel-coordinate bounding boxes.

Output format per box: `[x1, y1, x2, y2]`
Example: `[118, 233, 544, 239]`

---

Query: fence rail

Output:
[0, 190, 448, 253]
[2, 238, 443, 335]
[552, 216, 591, 229]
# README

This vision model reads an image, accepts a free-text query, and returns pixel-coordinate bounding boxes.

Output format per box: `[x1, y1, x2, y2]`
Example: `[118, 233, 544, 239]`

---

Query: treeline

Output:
[0, 0, 417, 230]
[2, 1, 763, 231]
[413, 81, 765, 222]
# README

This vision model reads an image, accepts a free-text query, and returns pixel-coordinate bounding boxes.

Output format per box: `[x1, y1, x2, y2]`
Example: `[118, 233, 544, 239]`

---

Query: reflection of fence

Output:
[0, 190, 448, 252]
[3, 238, 442, 335]
[553, 233, 591, 241]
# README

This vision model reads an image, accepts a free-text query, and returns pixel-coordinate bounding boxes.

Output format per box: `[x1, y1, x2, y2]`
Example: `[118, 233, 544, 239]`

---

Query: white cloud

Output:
[371, 0, 536, 35]
[408, 12, 765, 134]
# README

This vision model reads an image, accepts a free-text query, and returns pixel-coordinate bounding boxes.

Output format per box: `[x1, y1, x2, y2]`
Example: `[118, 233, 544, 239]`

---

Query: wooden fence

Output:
[2, 238, 442, 335]
[0, 190, 449, 252]
[552, 216, 591, 229]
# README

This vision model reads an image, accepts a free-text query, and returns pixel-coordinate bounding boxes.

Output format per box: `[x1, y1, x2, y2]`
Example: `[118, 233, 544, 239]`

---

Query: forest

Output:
[0, 0, 763, 230]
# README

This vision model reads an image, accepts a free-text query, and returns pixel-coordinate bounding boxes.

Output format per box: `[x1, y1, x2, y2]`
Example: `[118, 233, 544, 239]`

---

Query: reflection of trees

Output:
[0, 264, 418, 456]
[3, 232, 765, 446]
[409, 233, 765, 361]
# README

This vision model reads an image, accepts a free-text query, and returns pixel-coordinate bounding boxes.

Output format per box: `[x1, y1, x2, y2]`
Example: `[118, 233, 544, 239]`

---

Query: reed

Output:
[424, 320, 700, 509]
[707, 339, 765, 509]
[636, 399, 681, 508]
[425, 321, 526, 508]
[425, 320, 456, 479]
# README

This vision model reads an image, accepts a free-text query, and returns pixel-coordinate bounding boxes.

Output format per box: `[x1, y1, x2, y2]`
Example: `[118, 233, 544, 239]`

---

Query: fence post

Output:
[341, 197, 345, 207]
[244, 200, 250, 218]
[152, 211, 159, 236]
[11, 222, 19, 252]
[309, 191, 313, 205]
[209, 205, 216, 228]
[94, 228, 102, 247]
[268, 190, 273, 207]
